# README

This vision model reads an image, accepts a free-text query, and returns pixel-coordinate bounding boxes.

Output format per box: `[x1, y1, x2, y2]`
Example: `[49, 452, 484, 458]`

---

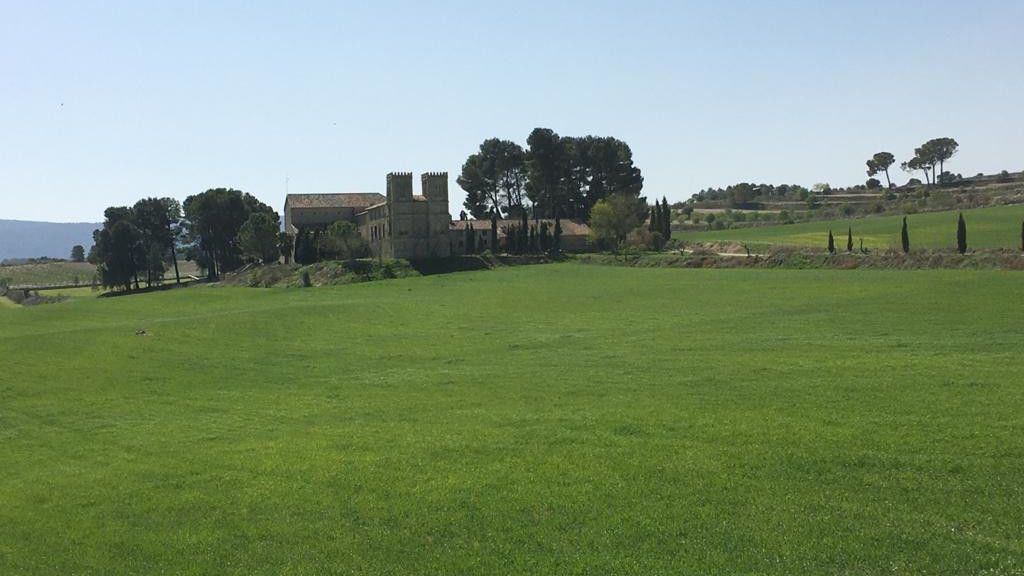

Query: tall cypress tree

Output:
[648, 206, 657, 233]
[901, 217, 910, 253]
[553, 217, 562, 254]
[661, 197, 672, 240]
[520, 210, 529, 254]
[847, 227, 853, 252]
[957, 212, 967, 254]
[827, 229, 835, 254]
[489, 210, 498, 253]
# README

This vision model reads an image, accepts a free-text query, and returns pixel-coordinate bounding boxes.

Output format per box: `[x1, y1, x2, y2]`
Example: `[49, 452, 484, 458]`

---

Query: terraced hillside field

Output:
[679, 204, 1024, 250]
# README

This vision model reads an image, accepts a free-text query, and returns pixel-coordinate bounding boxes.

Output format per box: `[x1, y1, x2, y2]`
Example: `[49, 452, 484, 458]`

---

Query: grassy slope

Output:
[1, 265, 1022, 574]
[679, 204, 1024, 249]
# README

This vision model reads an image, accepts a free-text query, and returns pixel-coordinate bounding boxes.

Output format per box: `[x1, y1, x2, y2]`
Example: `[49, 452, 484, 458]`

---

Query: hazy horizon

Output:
[3, 0, 1023, 223]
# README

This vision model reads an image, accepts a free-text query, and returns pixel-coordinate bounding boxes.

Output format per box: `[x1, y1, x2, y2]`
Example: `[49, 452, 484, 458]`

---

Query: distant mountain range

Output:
[0, 220, 101, 261]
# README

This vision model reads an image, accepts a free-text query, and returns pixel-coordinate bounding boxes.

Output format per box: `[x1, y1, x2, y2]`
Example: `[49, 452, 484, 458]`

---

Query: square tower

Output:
[386, 172, 413, 203]
[421, 172, 448, 204]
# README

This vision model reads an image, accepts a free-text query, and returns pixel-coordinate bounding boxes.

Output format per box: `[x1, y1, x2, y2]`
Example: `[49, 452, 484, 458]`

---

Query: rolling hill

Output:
[0, 219, 100, 260]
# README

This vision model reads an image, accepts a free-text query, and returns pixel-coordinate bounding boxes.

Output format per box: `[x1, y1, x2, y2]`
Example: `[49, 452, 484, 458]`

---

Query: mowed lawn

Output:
[1, 264, 1023, 574]
[680, 204, 1024, 250]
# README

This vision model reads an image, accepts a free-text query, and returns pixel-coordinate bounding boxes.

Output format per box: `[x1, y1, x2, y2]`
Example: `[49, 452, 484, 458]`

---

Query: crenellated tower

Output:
[386, 172, 413, 203]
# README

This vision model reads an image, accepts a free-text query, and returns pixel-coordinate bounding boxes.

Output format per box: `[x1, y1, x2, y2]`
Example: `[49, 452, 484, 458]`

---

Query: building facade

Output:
[284, 172, 453, 260]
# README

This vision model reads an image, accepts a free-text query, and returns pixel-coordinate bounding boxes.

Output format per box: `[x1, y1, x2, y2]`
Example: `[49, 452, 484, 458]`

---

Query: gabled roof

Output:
[285, 193, 385, 209]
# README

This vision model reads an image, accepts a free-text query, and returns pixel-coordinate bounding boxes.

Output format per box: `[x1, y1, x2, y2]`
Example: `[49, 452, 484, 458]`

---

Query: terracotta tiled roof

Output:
[285, 193, 385, 209]
[450, 218, 590, 235]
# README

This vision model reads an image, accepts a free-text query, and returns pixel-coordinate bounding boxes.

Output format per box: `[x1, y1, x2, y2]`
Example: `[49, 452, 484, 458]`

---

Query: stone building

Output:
[284, 172, 453, 260]
[284, 171, 592, 260]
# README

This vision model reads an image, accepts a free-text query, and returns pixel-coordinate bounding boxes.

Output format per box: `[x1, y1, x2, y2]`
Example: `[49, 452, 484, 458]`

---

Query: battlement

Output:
[387, 172, 414, 202]
[421, 172, 449, 203]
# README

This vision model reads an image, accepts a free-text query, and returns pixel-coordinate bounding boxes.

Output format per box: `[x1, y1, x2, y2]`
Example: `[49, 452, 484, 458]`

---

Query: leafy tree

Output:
[458, 139, 528, 218]
[92, 207, 142, 291]
[182, 188, 276, 280]
[525, 128, 569, 219]
[866, 152, 896, 188]
[901, 217, 910, 253]
[526, 128, 643, 220]
[865, 178, 882, 190]
[563, 135, 644, 218]
[588, 193, 647, 252]
[133, 197, 182, 285]
[277, 232, 294, 264]
[956, 212, 967, 254]
[847, 227, 853, 252]
[827, 230, 835, 254]
[319, 221, 369, 260]
[923, 138, 959, 183]
[70, 245, 85, 262]
[902, 154, 933, 186]
[239, 213, 281, 263]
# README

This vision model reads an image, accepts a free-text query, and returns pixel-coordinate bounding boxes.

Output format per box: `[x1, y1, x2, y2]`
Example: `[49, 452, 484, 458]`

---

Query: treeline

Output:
[692, 137, 967, 208]
[458, 128, 645, 221]
[90, 189, 287, 291]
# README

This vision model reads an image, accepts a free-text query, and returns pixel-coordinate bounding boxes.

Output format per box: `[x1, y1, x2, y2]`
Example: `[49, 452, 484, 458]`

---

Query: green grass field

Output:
[680, 204, 1024, 250]
[2, 264, 1023, 574]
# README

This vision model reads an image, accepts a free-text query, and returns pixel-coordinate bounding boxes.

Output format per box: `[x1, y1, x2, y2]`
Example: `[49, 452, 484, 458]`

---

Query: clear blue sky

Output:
[3, 0, 1022, 222]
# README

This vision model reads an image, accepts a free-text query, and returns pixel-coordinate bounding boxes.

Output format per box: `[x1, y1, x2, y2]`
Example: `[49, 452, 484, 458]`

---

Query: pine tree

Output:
[827, 229, 835, 254]
[956, 212, 967, 254]
[847, 227, 853, 252]
[901, 217, 910, 253]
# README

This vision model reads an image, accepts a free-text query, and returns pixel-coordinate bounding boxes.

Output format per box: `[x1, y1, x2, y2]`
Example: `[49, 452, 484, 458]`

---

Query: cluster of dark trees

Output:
[90, 189, 286, 291]
[458, 128, 645, 221]
[690, 182, 816, 208]
[292, 221, 369, 264]
[89, 198, 184, 291]
[647, 198, 672, 242]
[460, 210, 563, 256]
